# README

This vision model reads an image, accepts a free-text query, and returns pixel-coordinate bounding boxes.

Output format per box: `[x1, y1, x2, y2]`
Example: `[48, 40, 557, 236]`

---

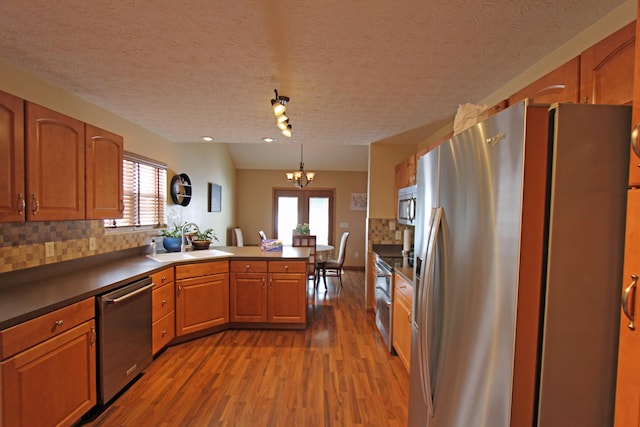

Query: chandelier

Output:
[286, 145, 315, 188]
[271, 89, 292, 137]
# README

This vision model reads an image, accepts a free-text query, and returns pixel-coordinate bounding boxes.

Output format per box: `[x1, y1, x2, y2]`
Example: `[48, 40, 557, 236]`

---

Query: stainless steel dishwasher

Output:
[97, 276, 153, 405]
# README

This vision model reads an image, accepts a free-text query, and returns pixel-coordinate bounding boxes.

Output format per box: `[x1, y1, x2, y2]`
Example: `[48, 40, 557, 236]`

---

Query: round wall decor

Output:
[170, 173, 192, 206]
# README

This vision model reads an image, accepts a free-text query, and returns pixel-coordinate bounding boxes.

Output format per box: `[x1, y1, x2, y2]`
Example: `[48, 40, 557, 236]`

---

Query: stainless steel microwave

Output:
[398, 185, 417, 225]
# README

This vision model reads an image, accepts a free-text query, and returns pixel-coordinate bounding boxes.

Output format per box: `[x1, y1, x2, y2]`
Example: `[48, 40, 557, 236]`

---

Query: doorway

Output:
[273, 189, 335, 246]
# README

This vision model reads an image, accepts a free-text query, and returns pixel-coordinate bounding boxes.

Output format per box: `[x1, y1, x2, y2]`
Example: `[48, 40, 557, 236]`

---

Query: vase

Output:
[162, 237, 184, 252]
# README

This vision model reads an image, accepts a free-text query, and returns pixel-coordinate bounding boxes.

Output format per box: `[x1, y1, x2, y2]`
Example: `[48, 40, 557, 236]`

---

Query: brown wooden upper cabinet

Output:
[0, 90, 124, 222]
[85, 124, 124, 219]
[26, 102, 86, 221]
[580, 21, 635, 106]
[508, 56, 580, 106]
[0, 91, 25, 223]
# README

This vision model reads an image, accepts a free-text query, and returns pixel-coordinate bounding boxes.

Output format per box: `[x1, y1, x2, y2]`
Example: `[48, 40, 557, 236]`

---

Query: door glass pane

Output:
[277, 196, 298, 245]
[309, 197, 329, 245]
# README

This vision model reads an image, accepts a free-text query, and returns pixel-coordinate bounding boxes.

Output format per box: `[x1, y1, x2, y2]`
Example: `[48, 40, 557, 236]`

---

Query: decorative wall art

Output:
[208, 183, 222, 212]
[351, 193, 367, 211]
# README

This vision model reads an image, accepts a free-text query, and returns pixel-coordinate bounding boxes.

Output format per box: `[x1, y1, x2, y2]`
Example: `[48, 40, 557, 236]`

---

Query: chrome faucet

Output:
[180, 222, 200, 252]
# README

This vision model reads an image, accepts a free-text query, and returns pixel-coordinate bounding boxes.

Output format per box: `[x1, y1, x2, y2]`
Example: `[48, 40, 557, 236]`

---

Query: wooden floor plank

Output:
[80, 270, 409, 426]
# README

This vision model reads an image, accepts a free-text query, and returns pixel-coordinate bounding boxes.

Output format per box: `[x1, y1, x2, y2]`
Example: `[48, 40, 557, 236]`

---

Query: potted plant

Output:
[161, 223, 187, 252]
[293, 223, 310, 235]
[189, 228, 219, 250]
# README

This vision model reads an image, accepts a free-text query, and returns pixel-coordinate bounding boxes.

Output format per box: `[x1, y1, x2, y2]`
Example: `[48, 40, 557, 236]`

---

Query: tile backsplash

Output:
[0, 220, 157, 273]
[367, 218, 414, 252]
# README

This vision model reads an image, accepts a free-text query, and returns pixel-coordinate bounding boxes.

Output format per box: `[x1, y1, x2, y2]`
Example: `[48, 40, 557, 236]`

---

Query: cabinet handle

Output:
[622, 274, 638, 330]
[162, 275, 167, 282]
[17, 192, 25, 215]
[262, 277, 266, 288]
[407, 311, 411, 323]
[90, 327, 96, 346]
[31, 194, 40, 215]
[269, 277, 273, 289]
[177, 285, 182, 297]
[161, 299, 167, 306]
[120, 199, 125, 213]
[161, 329, 167, 337]
[285, 265, 289, 271]
[245, 264, 250, 272]
[54, 320, 64, 327]
[631, 123, 640, 159]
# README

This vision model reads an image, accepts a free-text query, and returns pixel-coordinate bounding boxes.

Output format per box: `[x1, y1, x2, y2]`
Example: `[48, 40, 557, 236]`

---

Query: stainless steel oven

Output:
[375, 256, 394, 352]
[97, 277, 153, 405]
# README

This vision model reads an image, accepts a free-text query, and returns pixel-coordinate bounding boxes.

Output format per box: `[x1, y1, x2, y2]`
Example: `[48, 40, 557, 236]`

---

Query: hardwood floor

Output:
[80, 270, 409, 427]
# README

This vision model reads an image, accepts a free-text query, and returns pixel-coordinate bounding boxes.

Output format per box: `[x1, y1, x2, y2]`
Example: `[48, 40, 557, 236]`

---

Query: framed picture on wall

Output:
[351, 193, 367, 211]
[208, 183, 222, 212]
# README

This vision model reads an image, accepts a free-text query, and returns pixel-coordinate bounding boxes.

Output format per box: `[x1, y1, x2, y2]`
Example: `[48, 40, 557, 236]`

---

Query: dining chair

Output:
[233, 227, 244, 247]
[292, 234, 317, 286]
[320, 231, 350, 289]
[258, 230, 267, 241]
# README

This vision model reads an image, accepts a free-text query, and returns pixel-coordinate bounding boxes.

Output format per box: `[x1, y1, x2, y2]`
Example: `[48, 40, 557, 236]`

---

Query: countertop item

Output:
[0, 246, 309, 330]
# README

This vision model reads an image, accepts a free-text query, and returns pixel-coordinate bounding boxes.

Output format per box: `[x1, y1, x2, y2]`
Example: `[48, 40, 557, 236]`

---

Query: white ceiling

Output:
[0, 0, 627, 171]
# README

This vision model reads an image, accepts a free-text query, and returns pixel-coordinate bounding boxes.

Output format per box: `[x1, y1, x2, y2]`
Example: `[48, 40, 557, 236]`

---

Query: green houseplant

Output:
[190, 228, 219, 250]
[161, 223, 186, 252]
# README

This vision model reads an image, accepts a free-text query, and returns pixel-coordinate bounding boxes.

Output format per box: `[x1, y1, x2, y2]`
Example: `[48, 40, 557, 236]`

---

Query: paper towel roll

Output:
[403, 228, 412, 252]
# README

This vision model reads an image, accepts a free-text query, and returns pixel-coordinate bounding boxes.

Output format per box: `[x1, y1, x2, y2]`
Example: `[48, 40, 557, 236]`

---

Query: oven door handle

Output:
[106, 283, 154, 304]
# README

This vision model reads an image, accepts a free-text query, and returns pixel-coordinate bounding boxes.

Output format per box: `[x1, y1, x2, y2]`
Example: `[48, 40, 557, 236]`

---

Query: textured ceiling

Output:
[0, 0, 627, 171]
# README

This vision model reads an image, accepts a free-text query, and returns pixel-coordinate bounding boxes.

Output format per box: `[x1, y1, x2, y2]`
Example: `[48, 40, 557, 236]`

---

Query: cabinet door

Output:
[268, 273, 307, 324]
[614, 190, 640, 427]
[230, 273, 268, 322]
[631, 14, 640, 186]
[580, 21, 635, 106]
[392, 288, 412, 372]
[85, 124, 123, 219]
[0, 90, 25, 223]
[508, 56, 580, 105]
[25, 102, 85, 221]
[1, 320, 96, 427]
[175, 273, 229, 336]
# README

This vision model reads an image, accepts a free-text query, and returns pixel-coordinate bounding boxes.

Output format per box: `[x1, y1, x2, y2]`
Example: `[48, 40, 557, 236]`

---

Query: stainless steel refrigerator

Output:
[408, 101, 631, 427]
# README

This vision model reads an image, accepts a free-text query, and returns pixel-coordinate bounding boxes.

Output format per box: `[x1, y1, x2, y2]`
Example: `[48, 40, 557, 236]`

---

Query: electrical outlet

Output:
[395, 230, 402, 240]
[389, 220, 396, 231]
[354, 252, 359, 258]
[45, 242, 55, 257]
[339, 222, 349, 228]
[89, 237, 97, 251]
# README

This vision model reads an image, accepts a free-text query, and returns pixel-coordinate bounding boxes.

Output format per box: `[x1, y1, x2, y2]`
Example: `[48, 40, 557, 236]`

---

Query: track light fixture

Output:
[271, 89, 292, 137]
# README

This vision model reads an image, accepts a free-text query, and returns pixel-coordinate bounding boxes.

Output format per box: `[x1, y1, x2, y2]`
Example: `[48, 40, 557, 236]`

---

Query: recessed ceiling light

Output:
[200, 136, 214, 142]
[262, 137, 275, 143]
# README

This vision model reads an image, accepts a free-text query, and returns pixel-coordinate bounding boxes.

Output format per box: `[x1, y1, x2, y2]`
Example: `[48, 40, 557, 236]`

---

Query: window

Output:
[273, 189, 334, 246]
[104, 152, 167, 229]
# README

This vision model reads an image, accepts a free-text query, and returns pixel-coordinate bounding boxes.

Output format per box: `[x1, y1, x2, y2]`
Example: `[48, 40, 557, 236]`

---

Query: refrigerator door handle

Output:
[622, 274, 638, 330]
[418, 207, 443, 416]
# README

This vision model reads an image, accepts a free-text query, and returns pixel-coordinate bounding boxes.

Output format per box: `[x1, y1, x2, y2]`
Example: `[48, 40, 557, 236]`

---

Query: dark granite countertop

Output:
[0, 246, 309, 330]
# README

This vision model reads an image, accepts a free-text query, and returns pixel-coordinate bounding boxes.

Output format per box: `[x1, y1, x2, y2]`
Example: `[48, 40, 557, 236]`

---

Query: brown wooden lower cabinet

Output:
[175, 261, 229, 336]
[392, 272, 412, 372]
[614, 189, 640, 426]
[230, 260, 307, 324]
[0, 298, 96, 427]
[151, 267, 175, 354]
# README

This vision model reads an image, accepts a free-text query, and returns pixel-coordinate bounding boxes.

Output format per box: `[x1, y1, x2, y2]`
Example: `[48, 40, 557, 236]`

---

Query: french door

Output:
[273, 189, 334, 246]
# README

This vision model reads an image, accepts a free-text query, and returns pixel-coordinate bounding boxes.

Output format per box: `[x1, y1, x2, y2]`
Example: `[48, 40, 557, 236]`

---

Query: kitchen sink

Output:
[147, 249, 233, 262]
[147, 252, 196, 262]
[185, 249, 234, 258]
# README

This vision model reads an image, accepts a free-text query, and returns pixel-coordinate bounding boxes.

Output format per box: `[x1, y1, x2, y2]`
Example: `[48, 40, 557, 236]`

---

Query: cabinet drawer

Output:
[394, 280, 413, 304]
[269, 260, 307, 273]
[152, 311, 175, 355]
[152, 282, 175, 322]
[151, 267, 174, 288]
[0, 297, 94, 360]
[230, 260, 268, 273]
[176, 260, 229, 279]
